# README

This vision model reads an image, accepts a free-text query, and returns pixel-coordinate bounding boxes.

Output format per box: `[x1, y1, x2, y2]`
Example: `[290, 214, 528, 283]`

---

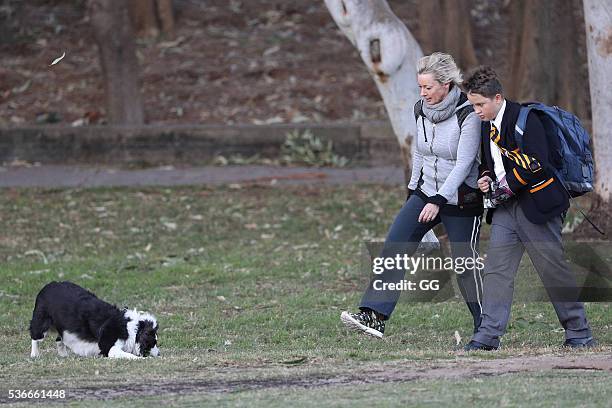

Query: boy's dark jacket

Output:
[479, 100, 569, 224]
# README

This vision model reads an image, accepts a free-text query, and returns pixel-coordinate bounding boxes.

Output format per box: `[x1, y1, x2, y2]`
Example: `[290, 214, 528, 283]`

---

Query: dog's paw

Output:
[108, 346, 142, 359]
[30, 340, 41, 358]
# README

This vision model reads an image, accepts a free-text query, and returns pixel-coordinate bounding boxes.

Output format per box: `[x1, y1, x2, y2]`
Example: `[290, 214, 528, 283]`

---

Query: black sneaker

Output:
[340, 310, 385, 338]
[563, 337, 597, 348]
[463, 340, 498, 351]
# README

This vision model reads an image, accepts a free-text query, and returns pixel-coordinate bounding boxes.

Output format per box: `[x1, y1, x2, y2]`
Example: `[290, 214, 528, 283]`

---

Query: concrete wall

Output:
[0, 121, 407, 166]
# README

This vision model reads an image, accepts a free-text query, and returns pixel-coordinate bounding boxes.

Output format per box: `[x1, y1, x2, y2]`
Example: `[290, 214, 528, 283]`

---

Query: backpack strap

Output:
[514, 105, 533, 150]
[414, 100, 427, 142]
[413, 100, 423, 122]
[455, 98, 473, 129]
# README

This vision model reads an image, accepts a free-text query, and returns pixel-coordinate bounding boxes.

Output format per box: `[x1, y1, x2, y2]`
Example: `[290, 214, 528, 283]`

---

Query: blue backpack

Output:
[514, 103, 594, 198]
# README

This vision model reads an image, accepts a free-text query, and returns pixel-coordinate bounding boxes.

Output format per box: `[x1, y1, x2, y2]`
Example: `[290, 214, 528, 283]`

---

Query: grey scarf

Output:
[421, 85, 461, 124]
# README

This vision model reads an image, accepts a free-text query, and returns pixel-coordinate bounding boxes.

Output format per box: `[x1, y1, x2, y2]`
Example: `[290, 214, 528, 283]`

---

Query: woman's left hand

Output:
[418, 203, 440, 223]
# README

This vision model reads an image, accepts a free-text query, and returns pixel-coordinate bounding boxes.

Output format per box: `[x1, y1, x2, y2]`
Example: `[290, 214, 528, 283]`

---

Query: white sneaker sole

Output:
[340, 311, 383, 338]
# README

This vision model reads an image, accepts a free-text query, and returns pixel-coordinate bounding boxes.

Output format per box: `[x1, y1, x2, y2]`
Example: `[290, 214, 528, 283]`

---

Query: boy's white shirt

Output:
[490, 99, 507, 181]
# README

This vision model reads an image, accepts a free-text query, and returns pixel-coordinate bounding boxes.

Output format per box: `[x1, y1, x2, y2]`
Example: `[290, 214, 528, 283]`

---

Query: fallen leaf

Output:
[50, 51, 66, 66]
[263, 45, 280, 56]
[12, 80, 31, 94]
[29, 269, 50, 275]
[158, 36, 186, 49]
[163, 222, 177, 231]
[24, 250, 48, 264]
[281, 356, 308, 365]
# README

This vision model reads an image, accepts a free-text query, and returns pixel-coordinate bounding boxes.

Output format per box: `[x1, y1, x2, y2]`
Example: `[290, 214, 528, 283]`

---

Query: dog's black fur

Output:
[29, 281, 158, 358]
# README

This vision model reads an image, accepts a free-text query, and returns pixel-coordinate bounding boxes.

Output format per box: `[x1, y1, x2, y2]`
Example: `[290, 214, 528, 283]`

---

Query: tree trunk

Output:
[501, 0, 589, 121]
[128, 0, 175, 39]
[583, 0, 612, 202]
[129, 0, 160, 39]
[88, 0, 145, 125]
[411, 0, 478, 72]
[325, 0, 423, 182]
[88, 0, 144, 125]
[157, 0, 175, 39]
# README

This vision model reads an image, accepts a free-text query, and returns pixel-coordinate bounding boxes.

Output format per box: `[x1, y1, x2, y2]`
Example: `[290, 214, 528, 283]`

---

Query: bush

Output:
[280, 130, 349, 167]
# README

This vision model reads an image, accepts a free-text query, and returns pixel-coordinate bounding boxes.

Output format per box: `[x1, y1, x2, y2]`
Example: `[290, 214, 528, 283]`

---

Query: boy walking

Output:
[462, 66, 595, 350]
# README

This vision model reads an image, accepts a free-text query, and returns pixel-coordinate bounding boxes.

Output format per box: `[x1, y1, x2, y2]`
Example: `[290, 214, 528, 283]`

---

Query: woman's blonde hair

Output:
[417, 52, 463, 86]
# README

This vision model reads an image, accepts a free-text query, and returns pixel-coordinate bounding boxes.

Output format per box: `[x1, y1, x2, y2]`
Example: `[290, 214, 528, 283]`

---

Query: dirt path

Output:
[5, 354, 609, 403]
[0, 165, 404, 188]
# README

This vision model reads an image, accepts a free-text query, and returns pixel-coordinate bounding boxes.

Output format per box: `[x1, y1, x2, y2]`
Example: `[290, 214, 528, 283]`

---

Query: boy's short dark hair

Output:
[463, 66, 503, 98]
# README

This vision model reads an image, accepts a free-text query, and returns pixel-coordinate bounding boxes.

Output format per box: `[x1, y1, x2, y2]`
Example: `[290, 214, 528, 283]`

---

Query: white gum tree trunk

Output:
[583, 0, 612, 202]
[326, 0, 440, 249]
[325, 0, 423, 170]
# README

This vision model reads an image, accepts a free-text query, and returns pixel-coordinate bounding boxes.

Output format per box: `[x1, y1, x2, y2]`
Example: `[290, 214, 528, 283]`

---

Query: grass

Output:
[61, 371, 610, 408]
[0, 184, 610, 406]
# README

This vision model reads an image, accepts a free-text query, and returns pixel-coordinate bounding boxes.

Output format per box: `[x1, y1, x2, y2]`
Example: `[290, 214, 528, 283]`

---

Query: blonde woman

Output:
[341, 53, 484, 338]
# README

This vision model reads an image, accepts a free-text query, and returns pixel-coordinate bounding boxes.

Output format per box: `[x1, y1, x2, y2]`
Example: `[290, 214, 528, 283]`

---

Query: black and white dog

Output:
[29, 281, 159, 359]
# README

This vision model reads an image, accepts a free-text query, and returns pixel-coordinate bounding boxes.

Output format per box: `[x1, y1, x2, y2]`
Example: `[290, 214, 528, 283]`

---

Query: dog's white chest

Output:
[61, 331, 100, 357]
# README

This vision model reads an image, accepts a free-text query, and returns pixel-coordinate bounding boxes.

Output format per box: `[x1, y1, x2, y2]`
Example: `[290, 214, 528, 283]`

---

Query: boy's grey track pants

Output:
[471, 199, 592, 348]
